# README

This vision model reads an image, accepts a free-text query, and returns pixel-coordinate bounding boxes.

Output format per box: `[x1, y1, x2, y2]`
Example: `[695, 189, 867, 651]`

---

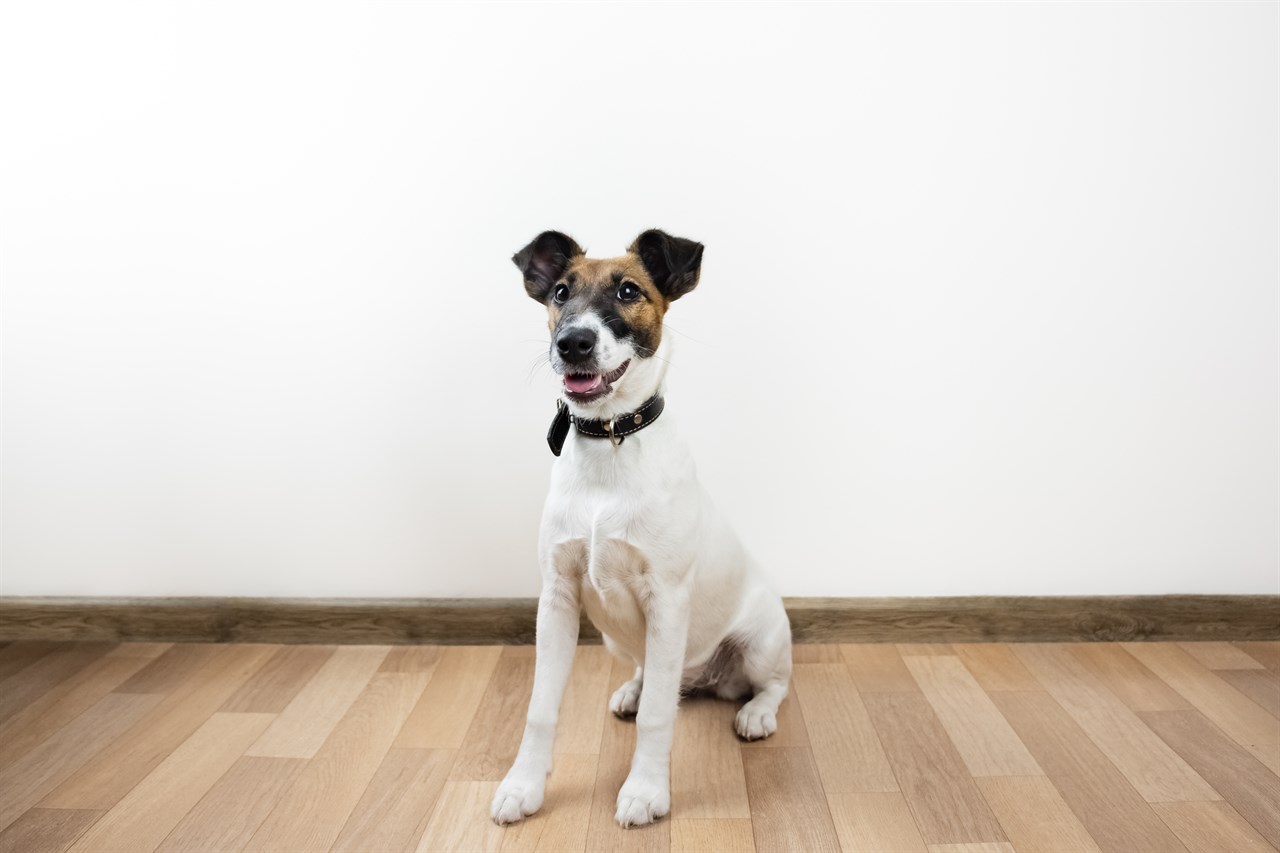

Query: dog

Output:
[491, 229, 792, 828]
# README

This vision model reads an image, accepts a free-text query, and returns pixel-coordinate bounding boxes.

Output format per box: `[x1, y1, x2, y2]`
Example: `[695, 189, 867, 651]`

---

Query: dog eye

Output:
[552, 284, 570, 304]
[617, 282, 641, 302]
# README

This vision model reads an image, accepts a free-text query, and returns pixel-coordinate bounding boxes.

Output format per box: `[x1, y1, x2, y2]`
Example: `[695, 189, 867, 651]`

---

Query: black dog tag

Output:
[547, 403, 570, 456]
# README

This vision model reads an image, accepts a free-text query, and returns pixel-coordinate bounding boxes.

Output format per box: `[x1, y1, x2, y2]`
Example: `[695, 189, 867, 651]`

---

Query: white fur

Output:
[492, 324, 792, 828]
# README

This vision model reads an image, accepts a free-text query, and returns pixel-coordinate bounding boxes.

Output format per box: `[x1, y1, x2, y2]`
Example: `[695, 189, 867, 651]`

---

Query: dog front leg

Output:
[615, 580, 690, 827]
[492, 575, 580, 825]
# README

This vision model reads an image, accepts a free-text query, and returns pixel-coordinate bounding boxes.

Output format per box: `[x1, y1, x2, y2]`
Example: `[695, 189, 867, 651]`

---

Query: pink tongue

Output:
[565, 373, 603, 394]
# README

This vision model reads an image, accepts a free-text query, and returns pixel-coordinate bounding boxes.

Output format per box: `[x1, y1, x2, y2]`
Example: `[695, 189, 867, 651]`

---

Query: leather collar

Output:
[547, 394, 665, 456]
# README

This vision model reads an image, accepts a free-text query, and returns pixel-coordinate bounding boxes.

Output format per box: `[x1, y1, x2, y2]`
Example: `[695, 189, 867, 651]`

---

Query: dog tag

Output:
[547, 403, 571, 456]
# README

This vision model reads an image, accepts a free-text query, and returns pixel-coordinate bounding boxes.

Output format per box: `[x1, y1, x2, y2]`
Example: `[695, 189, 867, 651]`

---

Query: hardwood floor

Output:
[0, 641, 1276, 852]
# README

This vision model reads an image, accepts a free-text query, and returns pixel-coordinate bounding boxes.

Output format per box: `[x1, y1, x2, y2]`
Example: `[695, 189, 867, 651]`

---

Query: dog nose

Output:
[556, 327, 597, 363]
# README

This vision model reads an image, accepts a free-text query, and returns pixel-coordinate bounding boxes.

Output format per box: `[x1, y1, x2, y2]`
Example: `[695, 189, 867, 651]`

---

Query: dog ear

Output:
[512, 231, 584, 302]
[630, 229, 704, 301]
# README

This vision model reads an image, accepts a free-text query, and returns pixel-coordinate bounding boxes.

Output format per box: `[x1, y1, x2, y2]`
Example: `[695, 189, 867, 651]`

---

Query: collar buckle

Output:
[603, 418, 622, 447]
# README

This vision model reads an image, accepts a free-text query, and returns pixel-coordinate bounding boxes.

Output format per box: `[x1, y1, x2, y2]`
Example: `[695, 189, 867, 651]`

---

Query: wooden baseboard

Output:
[0, 594, 1275, 644]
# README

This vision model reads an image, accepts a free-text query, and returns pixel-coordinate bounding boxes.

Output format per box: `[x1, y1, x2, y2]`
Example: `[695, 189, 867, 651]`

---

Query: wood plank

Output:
[244, 671, 431, 852]
[0, 808, 102, 853]
[0, 642, 60, 682]
[0, 692, 162, 831]
[379, 644, 442, 672]
[39, 643, 276, 811]
[0, 644, 114, 724]
[450, 655, 536, 781]
[1181, 642, 1267, 670]
[498, 753, 598, 853]
[1236, 642, 1280, 671]
[904, 656, 1041, 777]
[221, 644, 337, 712]
[740, 748, 841, 853]
[1217, 669, 1280, 719]
[0, 654, 152, 767]
[976, 776, 1102, 853]
[1070, 644, 1192, 712]
[670, 698, 751, 819]
[1140, 709, 1280, 848]
[554, 645, 614, 754]
[7, 595, 1275, 644]
[791, 644, 845, 663]
[927, 844, 1016, 853]
[68, 711, 274, 853]
[671, 818, 756, 853]
[415, 781, 505, 853]
[395, 645, 502, 749]
[113, 642, 219, 694]
[332, 748, 455, 853]
[825, 791, 927, 852]
[105, 642, 173, 659]
[246, 644, 388, 758]
[990, 690, 1187, 853]
[1151, 801, 1276, 853]
[841, 644, 919, 692]
[1253, 742, 1280, 777]
[790, 663, 898, 792]
[157, 756, 305, 853]
[586, 657, 669, 853]
[862, 692, 1007, 846]
[899, 644, 956, 656]
[951, 643, 1040, 692]
[1124, 643, 1279, 764]
[1013, 644, 1218, 802]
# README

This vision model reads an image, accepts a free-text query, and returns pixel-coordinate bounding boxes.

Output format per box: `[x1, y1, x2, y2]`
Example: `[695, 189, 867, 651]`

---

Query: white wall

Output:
[2, 2, 1276, 598]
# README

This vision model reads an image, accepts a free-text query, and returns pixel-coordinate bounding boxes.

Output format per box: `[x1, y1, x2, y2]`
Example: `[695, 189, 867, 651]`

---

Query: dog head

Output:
[514, 229, 704, 413]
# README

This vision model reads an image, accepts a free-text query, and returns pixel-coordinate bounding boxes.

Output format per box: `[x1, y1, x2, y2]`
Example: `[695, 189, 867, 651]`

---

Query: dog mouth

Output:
[563, 360, 630, 402]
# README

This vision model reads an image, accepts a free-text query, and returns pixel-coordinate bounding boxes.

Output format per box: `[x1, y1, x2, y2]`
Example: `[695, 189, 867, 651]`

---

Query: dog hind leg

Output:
[733, 601, 792, 741]
[609, 665, 644, 717]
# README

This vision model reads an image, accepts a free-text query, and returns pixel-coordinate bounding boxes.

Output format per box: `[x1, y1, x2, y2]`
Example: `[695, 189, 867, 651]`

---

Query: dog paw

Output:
[735, 703, 778, 741]
[491, 774, 544, 825]
[615, 776, 669, 827]
[609, 681, 642, 718]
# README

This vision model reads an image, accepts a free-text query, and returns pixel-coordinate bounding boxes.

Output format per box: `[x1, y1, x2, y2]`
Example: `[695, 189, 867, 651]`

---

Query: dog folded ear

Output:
[630, 229, 704, 301]
[513, 231, 584, 302]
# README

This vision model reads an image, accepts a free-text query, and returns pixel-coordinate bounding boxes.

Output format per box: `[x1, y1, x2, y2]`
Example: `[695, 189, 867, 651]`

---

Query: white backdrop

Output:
[2, 2, 1276, 597]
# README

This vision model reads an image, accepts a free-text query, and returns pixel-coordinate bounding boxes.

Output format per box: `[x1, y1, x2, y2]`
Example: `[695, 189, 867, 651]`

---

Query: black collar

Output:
[547, 394, 665, 456]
